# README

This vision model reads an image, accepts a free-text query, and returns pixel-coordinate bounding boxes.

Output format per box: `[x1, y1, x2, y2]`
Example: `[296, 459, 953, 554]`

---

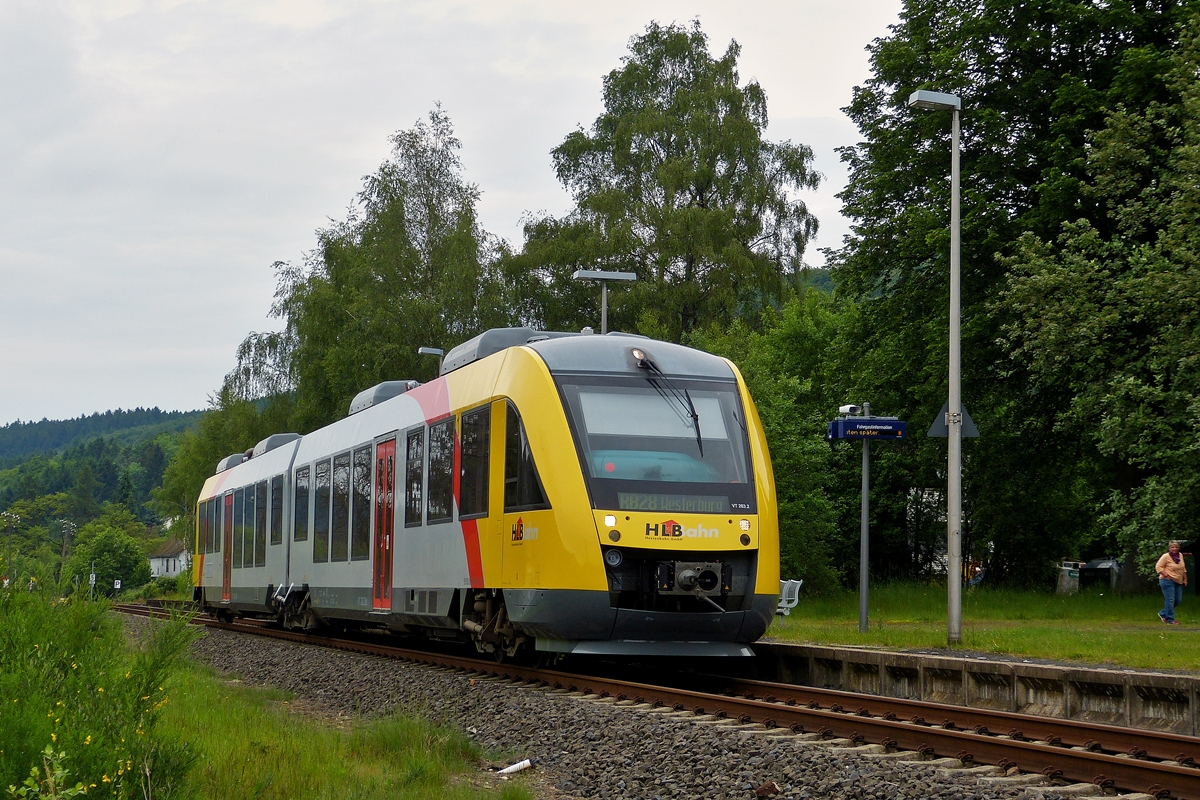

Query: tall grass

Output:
[0, 592, 197, 798]
[160, 664, 533, 800]
[772, 582, 1200, 670]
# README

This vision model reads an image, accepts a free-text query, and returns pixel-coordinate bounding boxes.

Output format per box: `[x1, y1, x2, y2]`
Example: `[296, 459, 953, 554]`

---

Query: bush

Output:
[62, 528, 151, 597]
[0, 591, 198, 798]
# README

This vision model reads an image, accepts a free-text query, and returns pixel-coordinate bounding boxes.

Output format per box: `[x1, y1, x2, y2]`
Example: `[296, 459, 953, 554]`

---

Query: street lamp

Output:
[907, 88, 964, 645]
[418, 346, 444, 375]
[571, 269, 637, 334]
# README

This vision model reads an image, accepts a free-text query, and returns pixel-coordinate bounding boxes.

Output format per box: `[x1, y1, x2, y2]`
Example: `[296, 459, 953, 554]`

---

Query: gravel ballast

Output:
[138, 622, 1086, 800]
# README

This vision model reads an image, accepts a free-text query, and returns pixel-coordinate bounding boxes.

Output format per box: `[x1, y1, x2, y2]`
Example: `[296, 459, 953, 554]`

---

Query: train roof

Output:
[443, 328, 735, 381]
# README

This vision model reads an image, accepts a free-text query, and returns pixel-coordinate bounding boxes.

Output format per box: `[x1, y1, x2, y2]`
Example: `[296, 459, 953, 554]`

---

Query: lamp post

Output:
[907, 88, 964, 645]
[418, 346, 444, 375]
[571, 269, 637, 334]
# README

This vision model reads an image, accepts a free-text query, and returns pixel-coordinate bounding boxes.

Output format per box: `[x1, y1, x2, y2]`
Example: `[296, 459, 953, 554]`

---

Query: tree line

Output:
[0, 429, 181, 595]
[160, 6, 1200, 592]
[0, 407, 200, 463]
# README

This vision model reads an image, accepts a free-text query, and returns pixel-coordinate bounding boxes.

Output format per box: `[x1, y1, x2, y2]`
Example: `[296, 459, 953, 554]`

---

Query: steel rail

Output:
[712, 676, 1200, 767]
[116, 605, 1200, 798]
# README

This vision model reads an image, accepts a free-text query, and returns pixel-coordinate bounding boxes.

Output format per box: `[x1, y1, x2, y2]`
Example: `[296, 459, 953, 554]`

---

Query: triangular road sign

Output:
[927, 400, 980, 438]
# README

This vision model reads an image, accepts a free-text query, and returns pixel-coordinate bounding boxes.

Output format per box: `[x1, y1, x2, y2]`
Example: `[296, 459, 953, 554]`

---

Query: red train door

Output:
[222, 493, 233, 602]
[373, 439, 396, 610]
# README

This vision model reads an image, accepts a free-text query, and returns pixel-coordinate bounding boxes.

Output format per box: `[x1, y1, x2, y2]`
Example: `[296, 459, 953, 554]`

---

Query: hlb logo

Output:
[645, 519, 718, 539]
[511, 517, 538, 542]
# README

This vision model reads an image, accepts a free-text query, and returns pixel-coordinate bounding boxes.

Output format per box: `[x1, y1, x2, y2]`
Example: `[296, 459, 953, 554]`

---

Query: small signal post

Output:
[827, 403, 907, 632]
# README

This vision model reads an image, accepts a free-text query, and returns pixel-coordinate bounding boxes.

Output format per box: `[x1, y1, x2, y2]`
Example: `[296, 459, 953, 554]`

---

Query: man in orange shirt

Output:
[1156, 541, 1187, 625]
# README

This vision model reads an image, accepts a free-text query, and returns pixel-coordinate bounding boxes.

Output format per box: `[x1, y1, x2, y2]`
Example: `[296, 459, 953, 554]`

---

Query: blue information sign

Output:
[826, 418, 907, 441]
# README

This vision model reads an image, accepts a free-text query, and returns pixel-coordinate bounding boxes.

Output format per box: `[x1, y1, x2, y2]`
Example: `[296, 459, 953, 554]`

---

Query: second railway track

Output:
[118, 602, 1200, 799]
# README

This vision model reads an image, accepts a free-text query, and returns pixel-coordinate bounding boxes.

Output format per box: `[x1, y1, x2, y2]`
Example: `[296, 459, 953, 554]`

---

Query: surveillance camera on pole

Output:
[838, 404, 862, 416]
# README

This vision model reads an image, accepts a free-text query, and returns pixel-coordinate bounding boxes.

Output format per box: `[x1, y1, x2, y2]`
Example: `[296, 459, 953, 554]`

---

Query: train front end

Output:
[515, 334, 780, 657]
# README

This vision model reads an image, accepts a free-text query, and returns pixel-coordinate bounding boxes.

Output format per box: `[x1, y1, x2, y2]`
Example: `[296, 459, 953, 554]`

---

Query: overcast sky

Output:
[0, 0, 902, 426]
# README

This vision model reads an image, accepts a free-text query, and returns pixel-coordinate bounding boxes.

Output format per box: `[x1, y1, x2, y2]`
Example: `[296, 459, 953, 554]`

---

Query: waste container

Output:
[1056, 560, 1084, 595]
[1079, 558, 1121, 591]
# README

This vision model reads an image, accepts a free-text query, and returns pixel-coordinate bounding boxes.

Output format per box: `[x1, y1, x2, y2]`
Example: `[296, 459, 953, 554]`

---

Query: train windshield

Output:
[557, 376, 755, 512]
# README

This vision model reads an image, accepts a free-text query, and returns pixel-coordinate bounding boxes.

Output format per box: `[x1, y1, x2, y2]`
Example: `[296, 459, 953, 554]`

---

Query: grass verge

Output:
[768, 583, 1200, 672]
[158, 663, 534, 800]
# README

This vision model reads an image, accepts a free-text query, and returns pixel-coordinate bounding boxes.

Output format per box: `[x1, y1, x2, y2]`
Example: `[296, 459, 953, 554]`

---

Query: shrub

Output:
[0, 591, 198, 798]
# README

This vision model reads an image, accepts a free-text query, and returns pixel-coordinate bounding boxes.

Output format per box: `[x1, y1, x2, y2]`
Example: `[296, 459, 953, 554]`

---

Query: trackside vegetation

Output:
[0, 593, 532, 800]
[159, 665, 533, 800]
[0, 592, 197, 799]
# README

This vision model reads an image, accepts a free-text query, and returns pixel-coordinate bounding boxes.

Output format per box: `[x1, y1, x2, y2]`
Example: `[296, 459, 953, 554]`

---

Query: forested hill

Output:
[0, 408, 203, 461]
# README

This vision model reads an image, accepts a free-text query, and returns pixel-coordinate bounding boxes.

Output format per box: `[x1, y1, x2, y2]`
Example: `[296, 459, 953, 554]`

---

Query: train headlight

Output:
[739, 519, 751, 531]
[604, 549, 624, 568]
[604, 514, 617, 527]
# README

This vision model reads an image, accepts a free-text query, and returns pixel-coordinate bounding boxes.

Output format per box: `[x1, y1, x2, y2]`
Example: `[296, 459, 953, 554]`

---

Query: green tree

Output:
[829, 0, 1196, 584]
[230, 107, 512, 432]
[64, 522, 150, 595]
[67, 466, 99, 523]
[113, 467, 135, 511]
[508, 21, 821, 341]
[689, 291, 848, 591]
[999, 17, 1200, 575]
[154, 390, 293, 532]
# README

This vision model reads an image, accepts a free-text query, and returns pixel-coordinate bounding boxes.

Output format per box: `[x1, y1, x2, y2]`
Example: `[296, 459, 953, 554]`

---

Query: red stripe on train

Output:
[460, 518, 484, 588]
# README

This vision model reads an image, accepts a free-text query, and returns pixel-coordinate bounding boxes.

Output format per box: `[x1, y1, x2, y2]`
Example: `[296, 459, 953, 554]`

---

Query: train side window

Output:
[426, 418, 455, 523]
[505, 403, 550, 512]
[314, 459, 331, 562]
[255, 480, 267, 567]
[270, 475, 283, 545]
[197, 500, 206, 554]
[459, 406, 490, 519]
[404, 428, 424, 527]
[209, 498, 217, 554]
[210, 498, 220, 553]
[351, 446, 371, 560]
[293, 466, 310, 542]
[243, 486, 255, 568]
[232, 487, 245, 568]
[204, 499, 213, 554]
[331, 452, 350, 561]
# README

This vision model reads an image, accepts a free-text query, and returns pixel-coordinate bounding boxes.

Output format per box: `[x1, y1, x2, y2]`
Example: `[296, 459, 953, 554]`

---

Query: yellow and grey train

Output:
[192, 328, 780, 658]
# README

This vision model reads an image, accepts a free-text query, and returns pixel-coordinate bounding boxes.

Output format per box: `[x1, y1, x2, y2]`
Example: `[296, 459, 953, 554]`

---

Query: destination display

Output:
[826, 418, 907, 441]
[617, 492, 729, 513]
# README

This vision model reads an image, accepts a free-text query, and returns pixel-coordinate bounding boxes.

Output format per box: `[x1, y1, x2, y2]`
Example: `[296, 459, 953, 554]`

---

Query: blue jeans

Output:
[1160, 578, 1183, 622]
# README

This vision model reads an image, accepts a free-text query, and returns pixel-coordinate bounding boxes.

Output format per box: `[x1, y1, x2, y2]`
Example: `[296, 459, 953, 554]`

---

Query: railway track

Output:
[117, 602, 1198, 799]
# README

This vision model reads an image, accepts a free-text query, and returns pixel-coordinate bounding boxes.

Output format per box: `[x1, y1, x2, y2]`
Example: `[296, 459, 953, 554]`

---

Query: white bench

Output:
[776, 579, 803, 616]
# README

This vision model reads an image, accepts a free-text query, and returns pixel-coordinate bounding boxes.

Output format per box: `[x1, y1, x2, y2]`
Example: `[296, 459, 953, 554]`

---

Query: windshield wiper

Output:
[636, 355, 703, 457]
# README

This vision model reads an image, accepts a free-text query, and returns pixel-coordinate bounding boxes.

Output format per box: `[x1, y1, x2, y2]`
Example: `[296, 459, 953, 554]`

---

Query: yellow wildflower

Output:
[84, 735, 92, 745]
[50, 734, 56, 742]
[97, 687, 104, 693]
[101, 775, 110, 783]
